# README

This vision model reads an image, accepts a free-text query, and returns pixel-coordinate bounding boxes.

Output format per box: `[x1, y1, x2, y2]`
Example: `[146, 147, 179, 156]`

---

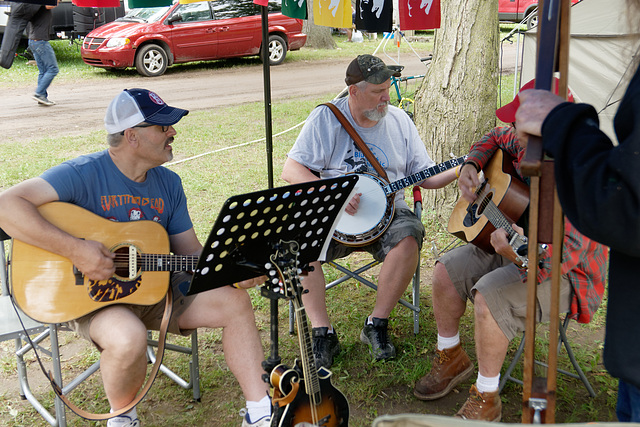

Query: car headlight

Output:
[105, 38, 131, 48]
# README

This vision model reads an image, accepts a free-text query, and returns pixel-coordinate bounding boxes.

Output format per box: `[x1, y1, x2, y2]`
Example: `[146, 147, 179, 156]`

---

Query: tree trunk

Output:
[414, 0, 499, 225]
[302, 0, 337, 49]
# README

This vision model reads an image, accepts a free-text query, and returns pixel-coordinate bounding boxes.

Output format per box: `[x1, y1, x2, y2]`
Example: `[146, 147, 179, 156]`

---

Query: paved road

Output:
[1, 45, 517, 143]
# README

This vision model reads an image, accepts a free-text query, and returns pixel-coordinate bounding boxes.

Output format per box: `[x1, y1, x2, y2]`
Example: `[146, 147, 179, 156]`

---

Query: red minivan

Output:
[81, 0, 306, 77]
[498, 0, 580, 29]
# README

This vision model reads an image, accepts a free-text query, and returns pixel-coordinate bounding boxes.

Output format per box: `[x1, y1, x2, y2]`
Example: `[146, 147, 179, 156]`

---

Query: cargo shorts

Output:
[325, 206, 425, 262]
[438, 244, 572, 341]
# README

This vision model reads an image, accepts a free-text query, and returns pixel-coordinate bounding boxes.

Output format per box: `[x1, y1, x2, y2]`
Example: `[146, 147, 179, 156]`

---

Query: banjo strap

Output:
[321, 102, 389, 181]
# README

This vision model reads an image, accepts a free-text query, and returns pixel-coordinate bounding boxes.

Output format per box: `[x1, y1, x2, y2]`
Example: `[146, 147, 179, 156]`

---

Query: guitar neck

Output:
[384, 156, 467, 195]
[292, 293, 322, 404]
[140, 254, 199, 272]
[482, 202, 517, 240]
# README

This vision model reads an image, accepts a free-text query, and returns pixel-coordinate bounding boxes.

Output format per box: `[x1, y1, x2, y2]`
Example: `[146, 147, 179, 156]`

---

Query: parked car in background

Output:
[80, 0, 306, 77]
[498, 0, 581, 29]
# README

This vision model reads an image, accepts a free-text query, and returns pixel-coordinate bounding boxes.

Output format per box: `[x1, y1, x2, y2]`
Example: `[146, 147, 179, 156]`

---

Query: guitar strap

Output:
[321, 102, 389, 181]
[49, 288, 174, 421]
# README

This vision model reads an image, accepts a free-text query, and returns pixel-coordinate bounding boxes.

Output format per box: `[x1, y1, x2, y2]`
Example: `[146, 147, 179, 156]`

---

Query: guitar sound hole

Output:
[113, 246, 139, 280]
[476, 192, 493, 216]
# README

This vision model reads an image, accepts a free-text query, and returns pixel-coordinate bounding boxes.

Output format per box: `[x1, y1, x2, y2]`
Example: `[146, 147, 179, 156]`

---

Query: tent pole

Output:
[261, 6, 275, 190]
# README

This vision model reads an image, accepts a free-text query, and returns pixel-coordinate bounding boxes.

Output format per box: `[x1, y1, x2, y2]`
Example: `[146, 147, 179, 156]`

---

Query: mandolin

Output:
[267, 240, 349, 427]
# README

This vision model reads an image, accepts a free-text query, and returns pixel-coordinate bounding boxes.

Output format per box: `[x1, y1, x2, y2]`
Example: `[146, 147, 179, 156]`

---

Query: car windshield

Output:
[117, 7, 170, 23]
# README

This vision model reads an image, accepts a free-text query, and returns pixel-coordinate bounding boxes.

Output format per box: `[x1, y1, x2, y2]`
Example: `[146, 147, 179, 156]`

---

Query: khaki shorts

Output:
[326, 207, 425, 262]
[66, 272, 196, 347]
[438, 244, 572, 341]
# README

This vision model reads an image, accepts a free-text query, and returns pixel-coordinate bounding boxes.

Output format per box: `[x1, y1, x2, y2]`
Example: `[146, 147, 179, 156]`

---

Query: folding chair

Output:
[290, 186, 424, 335]
[499, 314, 596, 397]
[0, 230, 201, 427]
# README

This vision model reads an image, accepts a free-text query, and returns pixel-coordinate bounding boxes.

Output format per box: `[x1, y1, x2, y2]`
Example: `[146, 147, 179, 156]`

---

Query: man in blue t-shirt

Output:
[0, 89, 271, 427]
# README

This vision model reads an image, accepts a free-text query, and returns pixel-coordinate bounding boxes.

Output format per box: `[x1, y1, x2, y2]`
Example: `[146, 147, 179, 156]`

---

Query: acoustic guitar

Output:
[268, 240, 349, 427]
[447, 150, 530, 257]
[10, 202, 198, 324]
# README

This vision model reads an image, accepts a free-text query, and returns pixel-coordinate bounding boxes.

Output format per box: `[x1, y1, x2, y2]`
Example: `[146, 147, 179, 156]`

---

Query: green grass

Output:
[0, 30, 617, 427]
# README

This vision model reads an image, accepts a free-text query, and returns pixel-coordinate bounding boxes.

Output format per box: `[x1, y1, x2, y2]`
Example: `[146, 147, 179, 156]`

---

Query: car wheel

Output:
[526, 11, 538, 29]
[135, 44, 168, 77]
[266, 35, 287, 66]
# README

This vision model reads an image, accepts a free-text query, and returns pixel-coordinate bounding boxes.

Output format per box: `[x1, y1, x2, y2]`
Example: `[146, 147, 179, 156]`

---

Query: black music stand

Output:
[186, 175, 358, 389]
[187, 175, 358, 295]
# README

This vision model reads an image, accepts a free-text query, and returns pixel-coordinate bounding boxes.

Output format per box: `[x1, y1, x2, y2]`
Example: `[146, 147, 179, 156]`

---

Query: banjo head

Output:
[333, 173, 394, 246]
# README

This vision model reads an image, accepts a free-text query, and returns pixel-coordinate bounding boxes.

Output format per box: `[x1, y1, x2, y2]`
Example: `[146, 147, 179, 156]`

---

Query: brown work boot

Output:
[455, 384, 502, 422]
[413, 344, 474, 400]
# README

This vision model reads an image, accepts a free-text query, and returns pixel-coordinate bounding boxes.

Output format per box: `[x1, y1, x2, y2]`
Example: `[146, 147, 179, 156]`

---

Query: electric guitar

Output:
[333, 155, 467, 247]
[267, 240, 349, 427]
[10, 202, 198, 324]
[447, 150, 532, 265]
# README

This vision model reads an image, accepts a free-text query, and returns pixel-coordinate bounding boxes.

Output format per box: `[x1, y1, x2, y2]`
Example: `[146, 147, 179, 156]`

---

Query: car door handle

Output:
[215, 26, 230, 32]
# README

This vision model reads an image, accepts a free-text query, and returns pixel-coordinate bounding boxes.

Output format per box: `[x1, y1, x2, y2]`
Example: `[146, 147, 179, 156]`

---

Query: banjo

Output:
[333, 155, 467, 246]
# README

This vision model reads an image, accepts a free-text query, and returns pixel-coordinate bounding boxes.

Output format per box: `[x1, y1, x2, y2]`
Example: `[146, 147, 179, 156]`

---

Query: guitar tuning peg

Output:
[268, 270, 277, 276]
[271, 278, 279, 285]
[265, 262, 272, 269]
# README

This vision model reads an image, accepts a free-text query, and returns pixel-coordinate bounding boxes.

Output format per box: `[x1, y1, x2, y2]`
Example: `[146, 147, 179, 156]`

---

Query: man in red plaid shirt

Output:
[413, 80, 608, 421]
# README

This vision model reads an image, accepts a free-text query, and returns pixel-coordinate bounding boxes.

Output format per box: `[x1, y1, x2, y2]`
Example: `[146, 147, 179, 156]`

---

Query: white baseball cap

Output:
[104, 88, 189, 134]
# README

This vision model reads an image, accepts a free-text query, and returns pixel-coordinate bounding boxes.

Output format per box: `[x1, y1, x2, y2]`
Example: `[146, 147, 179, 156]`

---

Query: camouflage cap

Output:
[345, 54, 401, 86]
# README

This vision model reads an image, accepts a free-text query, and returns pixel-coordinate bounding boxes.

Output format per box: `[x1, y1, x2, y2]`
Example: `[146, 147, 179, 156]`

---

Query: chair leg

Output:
[412, 263, 420, 335]
[499, 333, 526, 393]
[50, 324, 67, 427]
[190, 331, 201, 402]
[558, 317, 596, 397]
[14, 328, 61, 426]
[498, 317, 596, 397]
[146, 331, 201, 401]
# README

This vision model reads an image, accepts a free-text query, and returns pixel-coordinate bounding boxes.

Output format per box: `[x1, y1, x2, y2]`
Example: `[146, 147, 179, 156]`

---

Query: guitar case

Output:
[0, 3, 42, 69]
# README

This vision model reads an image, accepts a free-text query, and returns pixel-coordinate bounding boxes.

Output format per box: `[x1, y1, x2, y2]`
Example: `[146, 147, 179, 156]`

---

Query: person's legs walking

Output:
[28, 39, 58, 104]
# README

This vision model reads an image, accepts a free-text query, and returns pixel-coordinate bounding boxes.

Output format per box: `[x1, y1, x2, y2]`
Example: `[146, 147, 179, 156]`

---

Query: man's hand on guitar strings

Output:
[345, 192, 362, 216]
[490, 224, 526, 267]
[72, 239, 116, 281]
[458, 163, 481, 203]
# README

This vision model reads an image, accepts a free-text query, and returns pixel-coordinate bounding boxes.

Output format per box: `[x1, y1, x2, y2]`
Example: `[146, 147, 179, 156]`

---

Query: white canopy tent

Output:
[520, 0, 640, 141]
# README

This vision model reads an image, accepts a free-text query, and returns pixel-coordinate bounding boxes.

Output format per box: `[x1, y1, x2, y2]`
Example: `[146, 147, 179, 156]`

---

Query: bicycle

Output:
[388, 54, 432, 120]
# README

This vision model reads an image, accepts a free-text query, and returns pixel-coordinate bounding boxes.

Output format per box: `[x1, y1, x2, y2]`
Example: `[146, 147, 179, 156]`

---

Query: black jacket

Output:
[542, 64, 640, 388]
[0, 3, 42, 69]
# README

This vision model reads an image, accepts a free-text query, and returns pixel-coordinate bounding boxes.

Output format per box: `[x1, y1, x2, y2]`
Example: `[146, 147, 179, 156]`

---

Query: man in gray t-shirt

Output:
[282, 55, 458, 369]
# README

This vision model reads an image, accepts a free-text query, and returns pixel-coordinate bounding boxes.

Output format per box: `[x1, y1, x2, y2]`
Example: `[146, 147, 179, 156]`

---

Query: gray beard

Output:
[363, 103, 388, 122]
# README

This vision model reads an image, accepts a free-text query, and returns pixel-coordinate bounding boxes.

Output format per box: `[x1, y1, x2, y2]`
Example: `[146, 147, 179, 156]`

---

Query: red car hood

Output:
[86, 21, 156, 38]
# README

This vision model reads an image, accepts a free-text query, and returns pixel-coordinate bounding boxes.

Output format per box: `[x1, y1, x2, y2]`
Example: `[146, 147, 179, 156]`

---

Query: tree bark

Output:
[414, 0, 499, 225]
[302, 0, 338, 49]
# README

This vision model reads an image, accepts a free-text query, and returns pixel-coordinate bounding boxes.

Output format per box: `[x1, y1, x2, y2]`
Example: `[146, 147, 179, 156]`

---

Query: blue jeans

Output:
[617, 380, 640, 422]
[28, 39, 59, 97]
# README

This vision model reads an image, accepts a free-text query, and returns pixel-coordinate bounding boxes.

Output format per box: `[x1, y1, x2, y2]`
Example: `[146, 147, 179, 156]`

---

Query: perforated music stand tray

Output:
[186, 175, 359, 296]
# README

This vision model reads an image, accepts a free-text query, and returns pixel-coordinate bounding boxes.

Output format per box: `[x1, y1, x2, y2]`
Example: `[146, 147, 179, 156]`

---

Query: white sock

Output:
[108, 408, 138, 426]
[327, 325, 335, 334]
[437, 333, 460, 351]
[476, 373, 500, 394]
[246, 395, 271, 423]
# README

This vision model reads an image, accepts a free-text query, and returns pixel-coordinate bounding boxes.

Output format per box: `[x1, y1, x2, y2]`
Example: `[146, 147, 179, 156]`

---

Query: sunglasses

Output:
[120, 123, 170, 135]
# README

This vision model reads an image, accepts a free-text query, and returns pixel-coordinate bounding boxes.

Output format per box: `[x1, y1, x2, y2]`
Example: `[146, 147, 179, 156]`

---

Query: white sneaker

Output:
[240, 408, 271, 427]
[107, 415, 140, 427]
